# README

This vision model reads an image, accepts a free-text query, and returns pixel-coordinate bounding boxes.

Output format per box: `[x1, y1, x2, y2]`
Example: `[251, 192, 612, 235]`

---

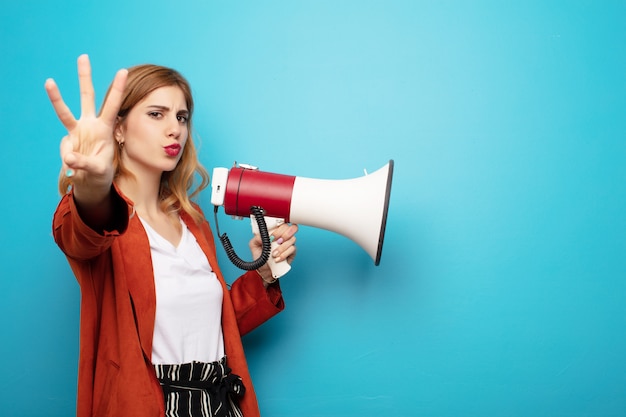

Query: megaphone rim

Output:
[375, 159, 394, 266]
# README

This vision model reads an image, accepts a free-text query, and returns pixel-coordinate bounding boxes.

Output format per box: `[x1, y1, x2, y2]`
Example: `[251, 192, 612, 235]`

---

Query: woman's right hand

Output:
[45, 54, 128, 202]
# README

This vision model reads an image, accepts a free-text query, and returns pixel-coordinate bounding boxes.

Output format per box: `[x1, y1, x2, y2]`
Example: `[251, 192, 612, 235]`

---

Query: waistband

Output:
[155, 357, 245, 417]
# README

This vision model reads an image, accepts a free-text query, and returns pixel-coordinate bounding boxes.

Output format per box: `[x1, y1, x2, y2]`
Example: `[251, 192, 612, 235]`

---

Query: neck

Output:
[116, 170, 163, 218]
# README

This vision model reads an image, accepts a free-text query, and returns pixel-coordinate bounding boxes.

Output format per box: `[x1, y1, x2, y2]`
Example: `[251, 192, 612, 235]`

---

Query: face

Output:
[117, 85, 190, 176]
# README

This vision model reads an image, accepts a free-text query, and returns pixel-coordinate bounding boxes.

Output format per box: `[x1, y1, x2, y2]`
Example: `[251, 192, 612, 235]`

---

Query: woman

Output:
[45, 55, 298, 417]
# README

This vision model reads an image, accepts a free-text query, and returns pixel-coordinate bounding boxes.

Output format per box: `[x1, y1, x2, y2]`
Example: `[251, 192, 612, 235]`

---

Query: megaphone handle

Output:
[251, 215, 292, 279]
[266, 241, 292, 279]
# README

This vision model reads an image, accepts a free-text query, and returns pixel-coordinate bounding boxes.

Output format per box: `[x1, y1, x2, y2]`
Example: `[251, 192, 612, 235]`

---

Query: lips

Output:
[164, 144, 181, 157]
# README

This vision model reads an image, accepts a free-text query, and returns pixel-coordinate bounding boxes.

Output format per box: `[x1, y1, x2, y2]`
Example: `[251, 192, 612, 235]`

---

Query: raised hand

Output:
[45, 54, 128, 201]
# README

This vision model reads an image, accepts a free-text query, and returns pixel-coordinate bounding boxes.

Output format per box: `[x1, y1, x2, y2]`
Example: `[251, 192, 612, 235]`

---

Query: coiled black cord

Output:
[214, 205, 271, 271]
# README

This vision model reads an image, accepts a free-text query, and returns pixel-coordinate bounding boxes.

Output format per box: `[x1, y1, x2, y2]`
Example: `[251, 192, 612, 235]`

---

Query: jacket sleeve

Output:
[52, 186, 130, 261]
[229, 271, 285, 336]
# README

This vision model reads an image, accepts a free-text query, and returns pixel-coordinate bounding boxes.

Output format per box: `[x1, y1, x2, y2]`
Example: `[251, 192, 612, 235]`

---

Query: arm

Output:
[229, 271, 285, 336]
[53, 184, 131, 261]
[230, 223, 298, 335]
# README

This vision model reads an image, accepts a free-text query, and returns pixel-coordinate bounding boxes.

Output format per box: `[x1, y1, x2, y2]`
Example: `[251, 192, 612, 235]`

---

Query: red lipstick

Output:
[164, 144, 181, 157]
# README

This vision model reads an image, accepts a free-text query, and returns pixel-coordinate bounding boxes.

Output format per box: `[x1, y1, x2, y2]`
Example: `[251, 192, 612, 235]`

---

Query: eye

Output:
[177, 114, 189, 124]
[148, 111, 163, 119]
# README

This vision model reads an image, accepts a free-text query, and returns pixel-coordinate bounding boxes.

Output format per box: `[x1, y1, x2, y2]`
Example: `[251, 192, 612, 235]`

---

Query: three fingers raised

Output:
[44, 54, 128, 131]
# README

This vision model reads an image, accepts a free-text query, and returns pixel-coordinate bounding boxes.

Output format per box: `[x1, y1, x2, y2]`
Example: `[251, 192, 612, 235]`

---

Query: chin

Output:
[166, 160, 183, 172]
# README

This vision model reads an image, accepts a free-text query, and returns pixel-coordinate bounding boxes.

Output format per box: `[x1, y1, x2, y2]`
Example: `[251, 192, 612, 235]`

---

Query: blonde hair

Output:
[58, 64, 210, 224]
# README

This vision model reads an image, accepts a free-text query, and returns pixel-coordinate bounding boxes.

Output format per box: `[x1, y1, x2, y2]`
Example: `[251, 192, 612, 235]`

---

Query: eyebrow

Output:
[146, 105, 189, 115]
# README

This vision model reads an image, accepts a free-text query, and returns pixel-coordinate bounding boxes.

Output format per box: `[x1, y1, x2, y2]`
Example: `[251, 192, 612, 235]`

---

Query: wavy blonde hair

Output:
[58, 64, 210, 224]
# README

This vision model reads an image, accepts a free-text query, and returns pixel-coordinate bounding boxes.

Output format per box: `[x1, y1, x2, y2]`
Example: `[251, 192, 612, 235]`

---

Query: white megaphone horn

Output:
[211, 160, 394, 278]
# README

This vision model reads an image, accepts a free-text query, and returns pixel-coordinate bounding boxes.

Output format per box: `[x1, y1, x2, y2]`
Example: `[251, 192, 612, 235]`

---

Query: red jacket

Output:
[53, 187, 284, 417]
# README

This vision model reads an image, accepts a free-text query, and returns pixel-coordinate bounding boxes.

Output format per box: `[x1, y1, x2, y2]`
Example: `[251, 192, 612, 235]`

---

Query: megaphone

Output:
[210, 160, 394, 278]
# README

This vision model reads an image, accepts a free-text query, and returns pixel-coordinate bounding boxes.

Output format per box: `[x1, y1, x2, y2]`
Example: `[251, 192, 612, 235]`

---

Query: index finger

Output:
[99, 68, 128, 126]
[273, 224, 298, 241]
[44, 78, 77, 131]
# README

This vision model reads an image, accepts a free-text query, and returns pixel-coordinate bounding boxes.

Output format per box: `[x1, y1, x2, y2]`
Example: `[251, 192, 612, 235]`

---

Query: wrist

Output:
[255, 268, 277, 286]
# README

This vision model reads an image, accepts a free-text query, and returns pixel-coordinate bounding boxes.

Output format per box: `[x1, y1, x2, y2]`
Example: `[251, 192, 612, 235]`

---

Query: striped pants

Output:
[154, 357, 245, 417]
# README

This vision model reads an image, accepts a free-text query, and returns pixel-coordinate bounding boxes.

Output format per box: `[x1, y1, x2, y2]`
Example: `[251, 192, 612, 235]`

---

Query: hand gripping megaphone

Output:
[210, 160, 394, 279]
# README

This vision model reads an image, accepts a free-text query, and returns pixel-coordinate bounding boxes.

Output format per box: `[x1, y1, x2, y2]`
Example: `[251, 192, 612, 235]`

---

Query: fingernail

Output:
[273, 250, 280, 257]
[66, 169, 74, 178]
[276, 237, 284, 244]
[269, 235, 275, 243]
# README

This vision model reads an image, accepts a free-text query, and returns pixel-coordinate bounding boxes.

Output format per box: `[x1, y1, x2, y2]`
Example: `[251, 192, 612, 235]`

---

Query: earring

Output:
[118, 141, 125, 149]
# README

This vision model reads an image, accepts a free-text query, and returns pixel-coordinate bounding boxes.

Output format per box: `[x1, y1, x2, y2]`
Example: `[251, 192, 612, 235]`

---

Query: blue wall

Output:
[1, 1, 625, 416]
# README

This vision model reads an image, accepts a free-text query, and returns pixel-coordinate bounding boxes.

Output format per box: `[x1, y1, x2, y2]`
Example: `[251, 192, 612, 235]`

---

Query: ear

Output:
[114, 119, 124, 142]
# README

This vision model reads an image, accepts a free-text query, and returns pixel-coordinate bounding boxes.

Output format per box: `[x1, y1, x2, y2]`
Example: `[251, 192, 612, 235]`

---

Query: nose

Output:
[167, 115, 181, 139]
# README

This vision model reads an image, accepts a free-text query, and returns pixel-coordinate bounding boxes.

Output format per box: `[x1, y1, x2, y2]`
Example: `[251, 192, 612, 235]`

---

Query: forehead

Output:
[138, 85, 188, 109]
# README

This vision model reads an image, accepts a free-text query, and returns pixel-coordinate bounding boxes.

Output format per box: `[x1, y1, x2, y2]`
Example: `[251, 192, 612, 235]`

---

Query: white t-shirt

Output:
[139, 216, 225, 365]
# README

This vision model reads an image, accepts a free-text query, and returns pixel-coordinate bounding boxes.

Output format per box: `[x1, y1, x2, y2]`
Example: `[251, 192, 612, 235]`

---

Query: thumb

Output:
[63, 152, 91, 172]
[63, 152, 78, 167]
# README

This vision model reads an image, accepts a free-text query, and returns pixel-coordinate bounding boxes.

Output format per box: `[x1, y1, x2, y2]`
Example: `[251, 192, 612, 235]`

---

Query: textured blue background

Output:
[1, 1, 625, 416]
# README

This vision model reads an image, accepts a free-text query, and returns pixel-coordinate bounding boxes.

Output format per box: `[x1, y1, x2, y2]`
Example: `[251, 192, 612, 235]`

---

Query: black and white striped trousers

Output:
[154, 357, 245, 417]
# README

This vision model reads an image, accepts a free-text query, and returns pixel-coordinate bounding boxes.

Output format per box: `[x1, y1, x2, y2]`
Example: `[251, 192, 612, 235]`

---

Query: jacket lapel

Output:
[181, 212, 223, 281]
[118, 215, 157, 361]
